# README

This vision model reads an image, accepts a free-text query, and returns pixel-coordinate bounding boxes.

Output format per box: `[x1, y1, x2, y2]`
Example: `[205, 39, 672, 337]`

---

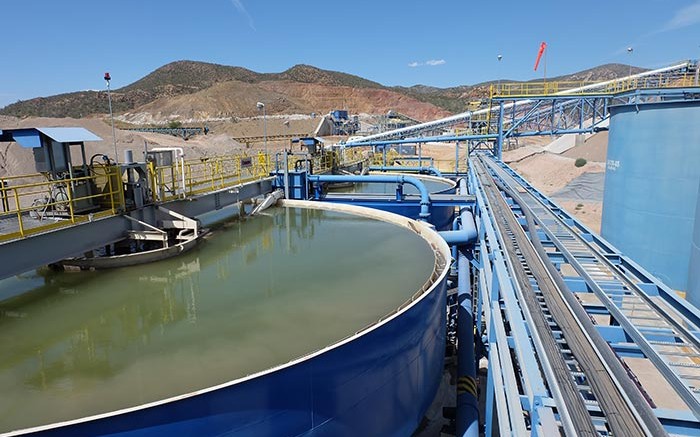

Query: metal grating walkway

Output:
[481, 154, 700, 420]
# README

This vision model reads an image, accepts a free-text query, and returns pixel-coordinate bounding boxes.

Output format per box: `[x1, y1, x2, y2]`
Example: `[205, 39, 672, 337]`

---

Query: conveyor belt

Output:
[473, 157, 664, 436]
[480, 154, 700, 422]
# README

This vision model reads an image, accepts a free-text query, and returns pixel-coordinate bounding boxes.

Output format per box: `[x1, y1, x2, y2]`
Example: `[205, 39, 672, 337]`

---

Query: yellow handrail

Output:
[1, 150, 372, 242]
[491, 72, 697, 97]
[0, 165, 124, 241]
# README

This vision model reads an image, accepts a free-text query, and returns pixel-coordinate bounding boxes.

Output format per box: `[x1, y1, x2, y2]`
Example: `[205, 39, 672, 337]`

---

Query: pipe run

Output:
[457, 246, 478, 437]
[450, 176, 478, 437]
[307, 174, 431, 219]
[439, 209, 477, 246]
[368, 166, 443, 177]
[439, 179, 476, 246]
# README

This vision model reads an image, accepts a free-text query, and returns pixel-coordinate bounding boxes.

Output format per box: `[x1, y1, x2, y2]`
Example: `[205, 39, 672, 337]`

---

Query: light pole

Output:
[627, 47, 633, 77]
[256, 101, 267, 163]
[497, 54, 503, 93]
[105, 72, 118, 164]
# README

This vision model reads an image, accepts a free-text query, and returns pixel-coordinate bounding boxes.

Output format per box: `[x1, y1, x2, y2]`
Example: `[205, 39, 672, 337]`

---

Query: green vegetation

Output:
[168, 120, 183, 129]
[574, 158, 587, 168]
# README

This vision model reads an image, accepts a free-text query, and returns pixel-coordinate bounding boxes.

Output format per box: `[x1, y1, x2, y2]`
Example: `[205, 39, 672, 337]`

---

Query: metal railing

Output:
[149, 152, 271, 202]
[0, 165, 124, 242]
[271, 150, 364, 176]
[0, 149, 372, 242]
[491, 71, 698, 97]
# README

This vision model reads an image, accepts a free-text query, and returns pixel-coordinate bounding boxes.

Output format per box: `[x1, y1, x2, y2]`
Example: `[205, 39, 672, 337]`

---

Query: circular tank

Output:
[602, 100, 700, 291]
[330, 173, 456, 195]
[687, 181, 700, 307]
[0, 201, 450, 436]
[326, 174, 457, 230]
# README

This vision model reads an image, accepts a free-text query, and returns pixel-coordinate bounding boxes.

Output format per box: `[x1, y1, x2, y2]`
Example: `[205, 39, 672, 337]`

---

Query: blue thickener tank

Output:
[688, 180, 700, 306]
[0, 200, 450, 437]
[602, 100, 700, 292]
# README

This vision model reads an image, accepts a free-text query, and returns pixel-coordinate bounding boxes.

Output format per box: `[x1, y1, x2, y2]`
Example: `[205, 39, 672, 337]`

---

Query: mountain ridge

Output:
[0, 61, 648, 120]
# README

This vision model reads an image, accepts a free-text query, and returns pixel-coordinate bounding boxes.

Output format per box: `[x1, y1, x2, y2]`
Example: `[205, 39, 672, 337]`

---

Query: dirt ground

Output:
[504, 151, 605, 196]
[562, 131, 608, 162]
[502, 139, 607, 232]
[0, 115, 322, 177]
[557, 200, 603, 234]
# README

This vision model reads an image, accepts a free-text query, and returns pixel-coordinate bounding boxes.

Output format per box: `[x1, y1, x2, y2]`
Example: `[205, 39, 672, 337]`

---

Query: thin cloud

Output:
[230, 0, 256, 31]
[426, 59, 446, 66]
[658, 0, 700, 33]
[408, 59, 446, 68]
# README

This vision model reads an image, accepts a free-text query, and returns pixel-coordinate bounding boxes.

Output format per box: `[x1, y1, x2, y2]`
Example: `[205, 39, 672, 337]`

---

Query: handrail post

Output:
[65, 181, 76, 223]
[14, 188, 24, 237]
[106, 166, 116, 213]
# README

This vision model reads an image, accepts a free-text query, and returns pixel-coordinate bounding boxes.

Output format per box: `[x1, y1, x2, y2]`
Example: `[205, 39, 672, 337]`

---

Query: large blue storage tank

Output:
[688, 180, 700, 306]
[601, 100, 700, 292]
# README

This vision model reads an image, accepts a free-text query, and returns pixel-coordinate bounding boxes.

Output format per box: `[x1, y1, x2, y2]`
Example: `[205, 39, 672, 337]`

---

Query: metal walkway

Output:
[345, 61, 697, 146]
[472, 153, 700, 435]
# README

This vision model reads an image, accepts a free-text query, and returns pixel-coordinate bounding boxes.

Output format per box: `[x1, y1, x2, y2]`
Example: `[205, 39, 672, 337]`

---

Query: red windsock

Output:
[534, 42, 547, 71]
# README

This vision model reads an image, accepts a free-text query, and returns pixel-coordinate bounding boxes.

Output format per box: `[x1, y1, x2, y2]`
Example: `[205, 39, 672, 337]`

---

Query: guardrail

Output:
[0, 150, 371, 242]
[0, 165, 124, 242]
[149, 152, 271, 202]
[370, 153, 467, 174]
[491, 71, 699, 97]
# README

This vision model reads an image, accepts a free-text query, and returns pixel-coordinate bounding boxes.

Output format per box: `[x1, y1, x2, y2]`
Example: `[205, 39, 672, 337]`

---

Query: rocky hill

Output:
[0, 61, 648, 122]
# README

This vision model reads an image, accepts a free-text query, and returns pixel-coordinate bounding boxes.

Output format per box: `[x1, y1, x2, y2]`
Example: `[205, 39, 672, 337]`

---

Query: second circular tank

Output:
[601, 99, 700, 292]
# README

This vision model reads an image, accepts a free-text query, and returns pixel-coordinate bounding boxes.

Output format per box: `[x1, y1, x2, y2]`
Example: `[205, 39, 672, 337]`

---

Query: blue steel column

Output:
[455, 141, 460, 174]
[496, 102, 505, 159]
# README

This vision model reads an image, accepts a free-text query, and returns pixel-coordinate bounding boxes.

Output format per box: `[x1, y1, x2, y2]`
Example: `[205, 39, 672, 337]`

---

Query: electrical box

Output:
[146, 150, 174, 167]
[32, 140, 69, 175]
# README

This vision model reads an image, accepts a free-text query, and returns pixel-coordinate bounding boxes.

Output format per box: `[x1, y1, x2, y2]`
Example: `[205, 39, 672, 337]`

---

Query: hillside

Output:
[0, 62, 390, 117]
[0, 61, 648, 121]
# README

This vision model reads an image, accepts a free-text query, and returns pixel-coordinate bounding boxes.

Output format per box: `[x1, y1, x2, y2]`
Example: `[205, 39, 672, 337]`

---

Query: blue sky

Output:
[1, 0, 700, 108]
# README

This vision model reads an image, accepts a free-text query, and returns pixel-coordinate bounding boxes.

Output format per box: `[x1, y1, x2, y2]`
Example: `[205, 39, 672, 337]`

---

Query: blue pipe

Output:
[443, 179, 475, 248]
[439, 208, 477, 246]
[308, 174, 431, 219]
[451, 216, 460, 272]
[440, 214, 476, 245]
[369, 166, 443, 178]
[452, 177, 478, 437]
[457, 247, 478, 437]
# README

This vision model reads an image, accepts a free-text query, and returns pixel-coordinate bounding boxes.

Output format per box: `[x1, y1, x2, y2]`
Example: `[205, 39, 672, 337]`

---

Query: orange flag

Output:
[534, 42, 547, 71]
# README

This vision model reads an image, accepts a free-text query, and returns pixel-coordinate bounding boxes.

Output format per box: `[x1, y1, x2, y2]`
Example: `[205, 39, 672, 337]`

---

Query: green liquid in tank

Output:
[0, 207, 436, 433]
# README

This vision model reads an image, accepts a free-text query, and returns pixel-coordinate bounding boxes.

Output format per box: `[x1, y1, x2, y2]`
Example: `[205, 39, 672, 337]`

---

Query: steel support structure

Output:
[344, 61, 697, 160]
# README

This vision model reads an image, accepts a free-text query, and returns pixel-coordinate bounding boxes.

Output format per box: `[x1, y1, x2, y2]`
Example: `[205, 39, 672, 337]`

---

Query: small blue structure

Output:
[0, 127, 102, 176]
